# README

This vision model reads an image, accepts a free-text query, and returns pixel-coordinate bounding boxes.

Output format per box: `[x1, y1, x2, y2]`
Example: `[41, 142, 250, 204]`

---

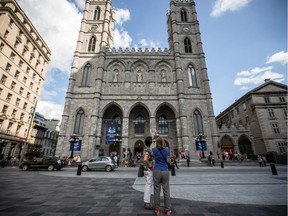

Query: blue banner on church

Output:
[195, 140, 207, 151]
[106, 121, 118, 144]
[70, 140, 81, 151]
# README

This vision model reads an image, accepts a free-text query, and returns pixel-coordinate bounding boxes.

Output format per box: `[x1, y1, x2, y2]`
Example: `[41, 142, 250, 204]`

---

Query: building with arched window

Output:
[56, 0, 218, 160]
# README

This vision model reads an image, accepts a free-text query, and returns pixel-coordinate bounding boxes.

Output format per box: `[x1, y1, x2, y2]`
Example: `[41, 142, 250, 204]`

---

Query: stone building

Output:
[56, 0, 218, 160]
[0, 0, 50, 160]
[216, 79, 287, 158]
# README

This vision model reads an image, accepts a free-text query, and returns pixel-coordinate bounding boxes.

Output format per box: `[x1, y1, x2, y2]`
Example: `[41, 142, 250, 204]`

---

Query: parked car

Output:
[81, 156, 116, 172]
[19, 157, 63, 171]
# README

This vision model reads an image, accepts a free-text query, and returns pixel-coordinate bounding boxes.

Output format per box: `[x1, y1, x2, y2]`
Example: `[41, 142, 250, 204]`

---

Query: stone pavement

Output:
[0, 165, 287, 216]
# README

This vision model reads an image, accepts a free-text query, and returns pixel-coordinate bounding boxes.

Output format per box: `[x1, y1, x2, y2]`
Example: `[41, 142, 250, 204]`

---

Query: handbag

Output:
[137, 164, 144, 177]
[158, 148, 171, 171]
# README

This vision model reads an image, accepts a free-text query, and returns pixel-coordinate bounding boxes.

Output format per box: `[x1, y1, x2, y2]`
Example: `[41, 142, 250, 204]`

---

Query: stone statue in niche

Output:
[137, 69, 143, 82]
[161, 69, 167, 82]
[113, 71, 119, 82]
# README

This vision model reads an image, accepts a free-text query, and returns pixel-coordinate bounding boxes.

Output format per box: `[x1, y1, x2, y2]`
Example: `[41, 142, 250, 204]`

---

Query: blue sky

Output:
[18, 0, 287, 120]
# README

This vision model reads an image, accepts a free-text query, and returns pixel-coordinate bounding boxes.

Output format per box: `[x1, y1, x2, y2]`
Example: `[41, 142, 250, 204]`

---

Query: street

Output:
[0, 165, 286, 216]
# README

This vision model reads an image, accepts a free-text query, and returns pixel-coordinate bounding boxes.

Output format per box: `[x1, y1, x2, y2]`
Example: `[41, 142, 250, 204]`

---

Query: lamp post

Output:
[69, 133, 79, 159]
[19, 103, 37, 164]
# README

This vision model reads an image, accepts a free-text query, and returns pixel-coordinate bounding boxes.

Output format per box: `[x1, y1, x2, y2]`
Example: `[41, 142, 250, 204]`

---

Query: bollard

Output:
[171, 164, 176, 176]
[270, 163, 278, 175]
[220, 161, 224, 168]
[77, 163, 82, 176]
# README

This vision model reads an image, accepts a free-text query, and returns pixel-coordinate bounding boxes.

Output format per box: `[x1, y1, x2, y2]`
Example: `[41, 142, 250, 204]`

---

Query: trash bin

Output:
[77, 163, 82, 176]
[171, 164, 176, 176]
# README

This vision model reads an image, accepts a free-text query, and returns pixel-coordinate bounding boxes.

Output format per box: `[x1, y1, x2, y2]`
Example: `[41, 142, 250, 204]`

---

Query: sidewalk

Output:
[0, 166, 286, 216]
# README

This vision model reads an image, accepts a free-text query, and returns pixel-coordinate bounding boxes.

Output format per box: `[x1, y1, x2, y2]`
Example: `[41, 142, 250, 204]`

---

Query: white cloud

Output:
[210, 0, 252, 18]
[36, 101, 64, 120]
[18, 0, 82, 73]
[234, 66, 285, 87]
[113, 28, 132, 48]
[114, 8, 130, 27]
[266, 51, 288, 65]
[137, 39, 162, 49]
[40, 89, 58, 101]
[74, 0, 85, 11]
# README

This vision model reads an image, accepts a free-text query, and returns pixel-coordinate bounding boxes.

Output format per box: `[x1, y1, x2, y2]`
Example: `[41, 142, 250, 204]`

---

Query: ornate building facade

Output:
[56, 0, 218, 160]
[0, 0, 50, 160]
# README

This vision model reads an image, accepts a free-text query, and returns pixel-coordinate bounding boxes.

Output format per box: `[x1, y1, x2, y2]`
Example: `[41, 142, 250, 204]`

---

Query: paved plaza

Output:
[0, 164, 286, 216]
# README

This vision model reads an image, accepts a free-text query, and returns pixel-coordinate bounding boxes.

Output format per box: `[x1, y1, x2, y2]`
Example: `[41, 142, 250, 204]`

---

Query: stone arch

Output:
[130, 60, 150, 72]
[238, 134, 253, 155]
[155, 103, 177, 153]
[106, 60, 126, 82]
[100, 104, 124, 156]
[155, 61, 173, 83]
[220, 135, 235, 159]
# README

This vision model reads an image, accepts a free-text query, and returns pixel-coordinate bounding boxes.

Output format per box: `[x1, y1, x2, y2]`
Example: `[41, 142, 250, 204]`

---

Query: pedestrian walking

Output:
[258, 155, 263, 167]
[143, 136, 154, 210]
[186, 154, 190, 167]
[153, 136, 171, 215]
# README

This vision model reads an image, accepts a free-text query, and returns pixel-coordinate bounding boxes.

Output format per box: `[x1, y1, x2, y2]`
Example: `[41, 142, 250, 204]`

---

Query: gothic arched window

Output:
[88, 36, 96, 52]
[81, 63, 91, 86]
[188, 64, 197, 87]
[184, 37, 192, 53]
[193, 110, 203, 136]
[94, 7, 101, 20]
[135, 115, 145, 134]
[158, 115, 168, 134]
[181, 9, 187, 22]
[74, 109, 85, 135]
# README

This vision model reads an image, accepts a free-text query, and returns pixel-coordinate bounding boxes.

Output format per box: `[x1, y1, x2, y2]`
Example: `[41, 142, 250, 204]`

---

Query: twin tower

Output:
[56, 0, 218, 161]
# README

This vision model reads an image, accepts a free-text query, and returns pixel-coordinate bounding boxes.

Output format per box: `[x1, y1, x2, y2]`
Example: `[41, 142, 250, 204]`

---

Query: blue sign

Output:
[70, 140, 81, 151]
[106, 121, 118, 144]
[195, 140, 207, 151]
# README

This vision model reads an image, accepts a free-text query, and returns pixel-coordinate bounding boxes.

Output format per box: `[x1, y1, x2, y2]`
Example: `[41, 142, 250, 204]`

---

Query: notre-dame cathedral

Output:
[56, 0, 218, 161]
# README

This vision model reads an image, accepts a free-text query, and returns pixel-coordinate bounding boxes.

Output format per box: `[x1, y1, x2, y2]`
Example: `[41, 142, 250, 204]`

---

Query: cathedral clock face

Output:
[183, 27, 189, 32]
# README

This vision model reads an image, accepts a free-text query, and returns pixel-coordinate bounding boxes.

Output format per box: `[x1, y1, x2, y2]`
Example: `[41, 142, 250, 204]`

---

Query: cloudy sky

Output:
[18, 0, 287, 120]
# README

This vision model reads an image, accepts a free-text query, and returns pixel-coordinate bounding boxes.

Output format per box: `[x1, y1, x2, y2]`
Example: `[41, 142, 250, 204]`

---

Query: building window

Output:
[180, 8, 187, 22]
[10, 81, 16, 90]
[283, 108, 288, 118]
[0, 42, 4, 51]
[16, 125, 21, 135]
[14, 70, 20, 79]
[6, 93, 12, 102]
[271, 123, 280, 134]
[23, 102, 27, 110]
[193, 109, 204, 135]
[74, 109, 85, 135]
[88, 36, 96, 52]
[26, 67, 30, 74]
[279, 96, 286, 103]
[2, 105, 9, 114]
[184, 37, 192, 53]
[23, 76, 27, 84]
[30, 82, 33, 89]
[12, 109, 17, 118]
[14, 40, 19, 48]
[134, 115, 145, 134]
[9, 52, 16, 61]
[188, 64, 197, 87]
[20, 113, 25, 121]
[19, 87, 24, 95]
[278, 142, 287, 153]
[267, 108, 275, 118]
[93, 6, 101, 20]
[81, 63, 91, 86]
[1, 75, 8, 84]
[0, 88, 2, 95]
[4, 30, 9, 38]
[5, 63, 12, 72]
[9, 18, 14, 27]
[36, 87, 39, 94]
[264, 97, 270, 104]
[16, 98, 20, 106]
[33, 73, 36, 79]
[26, 92, 31, 99]
[6, 122, 13, 134]
[18, 60, 23, 67]
[158, 115, 168, 134]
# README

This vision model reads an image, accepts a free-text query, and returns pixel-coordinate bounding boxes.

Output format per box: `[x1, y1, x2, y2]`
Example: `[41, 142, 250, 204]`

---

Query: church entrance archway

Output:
[238, 135, 253, 155]
[220, 135, 234, 160]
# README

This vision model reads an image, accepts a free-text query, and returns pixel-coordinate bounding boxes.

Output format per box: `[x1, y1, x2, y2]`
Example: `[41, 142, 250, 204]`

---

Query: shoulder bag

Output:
[158, 148, 171, 171]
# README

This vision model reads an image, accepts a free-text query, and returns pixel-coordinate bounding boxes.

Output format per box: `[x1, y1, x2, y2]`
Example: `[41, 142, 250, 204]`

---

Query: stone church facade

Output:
[56, 0, 218, 161]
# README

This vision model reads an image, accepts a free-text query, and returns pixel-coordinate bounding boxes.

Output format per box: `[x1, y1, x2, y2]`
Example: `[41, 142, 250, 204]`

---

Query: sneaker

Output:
[165, 209, 172, 215]
[144, 203, 153, 210]
[154, 209, 161, 215]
